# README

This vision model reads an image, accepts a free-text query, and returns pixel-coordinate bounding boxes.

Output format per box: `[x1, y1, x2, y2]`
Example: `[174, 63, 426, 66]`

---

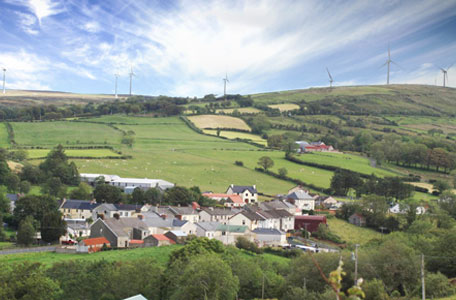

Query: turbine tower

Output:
[382, 45, 397, 84]
[440, 64, 453, 88]
[326, 67, 334, 88]
[2, 68, 6, 94]
[129, 66, 136, 96]
[114, 73, 119, 98]
[223, 73, 229, 98]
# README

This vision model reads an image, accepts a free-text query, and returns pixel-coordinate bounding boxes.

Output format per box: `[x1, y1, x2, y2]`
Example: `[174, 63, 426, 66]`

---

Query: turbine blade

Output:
[326, 67, 333, 81]
[380, 61, 388, 68]
[447, 63, 454, 70]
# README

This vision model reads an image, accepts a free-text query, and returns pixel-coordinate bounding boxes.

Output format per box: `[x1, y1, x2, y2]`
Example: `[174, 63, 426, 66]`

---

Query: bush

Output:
[425, 272, 455, 298]
[234, 160, 244, 167]
[235, 236, 263, 254]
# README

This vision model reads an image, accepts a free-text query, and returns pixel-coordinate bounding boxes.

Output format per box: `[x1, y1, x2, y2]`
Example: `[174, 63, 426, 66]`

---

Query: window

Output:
[242, 220, 246, 225]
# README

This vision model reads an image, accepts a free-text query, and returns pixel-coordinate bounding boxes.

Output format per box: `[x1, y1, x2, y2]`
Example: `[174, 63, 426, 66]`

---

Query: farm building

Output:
[295, 141, 335, 153]
[144, 234, 175, 247]
[80, 173, 174, 192]
[165, 230, 187, 244]
[79, 237, 110, 253]
[348, 213, 366, 227]
[252, 228, 287, 247]
[294, 215, 327, 232]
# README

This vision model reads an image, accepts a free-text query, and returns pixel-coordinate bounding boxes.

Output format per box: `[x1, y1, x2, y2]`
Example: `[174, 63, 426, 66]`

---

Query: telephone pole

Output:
[421, 254, 425, 300]
[354, 244, 359, 284]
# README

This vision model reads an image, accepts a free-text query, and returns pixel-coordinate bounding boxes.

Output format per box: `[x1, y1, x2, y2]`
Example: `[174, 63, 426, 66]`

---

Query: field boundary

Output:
[5, 122, 16, 146]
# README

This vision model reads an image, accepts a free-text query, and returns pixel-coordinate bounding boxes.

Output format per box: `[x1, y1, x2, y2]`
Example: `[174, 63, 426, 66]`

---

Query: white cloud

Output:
[25, 0, 63, 25]
[83, 21, 101, 33]
[15, 12, 39, 35]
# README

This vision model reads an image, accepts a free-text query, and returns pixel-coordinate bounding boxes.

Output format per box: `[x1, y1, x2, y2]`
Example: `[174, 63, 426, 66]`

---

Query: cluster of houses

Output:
[58, 184, 344, 252]
[295, 141, 336, 153]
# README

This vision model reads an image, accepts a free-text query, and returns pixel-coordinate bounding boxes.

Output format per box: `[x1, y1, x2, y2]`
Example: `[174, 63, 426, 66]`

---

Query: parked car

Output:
[62, 239, 76, 245]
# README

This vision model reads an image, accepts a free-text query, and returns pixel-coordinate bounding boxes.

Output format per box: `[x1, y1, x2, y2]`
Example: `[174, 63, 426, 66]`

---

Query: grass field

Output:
[216, 107, 261, 114]
[187, 115, 251, 131]
[327, 218, 382, 246]
[0, 245, 181, 266]
[0, 123, 9, 147]
[24, 148, 122, 159]
[268, 103, 300, 111]
[12, 121, 123, 146]
[294, 152, 400, 177]
[203, 129, 267, 145]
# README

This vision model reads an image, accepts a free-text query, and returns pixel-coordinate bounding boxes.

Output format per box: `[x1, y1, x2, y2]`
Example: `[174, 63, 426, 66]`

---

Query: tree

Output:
[216, 128, 221, 137]
[17, 216, 35, 246]
[258, 156, 274, 171]
[144, 188, 162, 205]
[164, 186, 198, 206]
[41, 211, 66, 243]
[5, 173, 20, 192]
[278, 167, 288, 178]
[20, 164, 43, 184]
[425, 272, 455, 298]
[39, 145, 79, 185]
[433, 180, 450, 194]
[131, 187, 145, 204]
[169, 254, 239, 300]
[93, 184, 123, 203]
[41, 177, 67, 198]
[13, 195, 59, 227]
[330, 169, 363, 196]
[0, 191, 10, 215]
[19, 180, 31, 194]
[69, 182, 92, 200]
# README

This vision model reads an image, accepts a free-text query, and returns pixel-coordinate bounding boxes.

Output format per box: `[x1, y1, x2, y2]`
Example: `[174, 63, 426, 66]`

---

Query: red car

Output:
[61, 239, 76, 245]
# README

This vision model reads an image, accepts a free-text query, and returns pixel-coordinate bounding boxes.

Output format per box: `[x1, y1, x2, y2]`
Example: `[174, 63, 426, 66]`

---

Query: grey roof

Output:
[61, 199, 100, 210]
[202, 208, 239, 216]
[65, 219, 90, 230]
[239, 210, 266, 221]
[169, 206, 198, 215]
[114, 204, 142, 211]
[287, 190, 314, 201]
[123, 295, 148, 300]
[94, 203, 117, 211]
[259, 200, 294, 211]
[260, 209, 293, 219]
[196, 221, 221, 232]
[102, 217, 148, 237]
[253, 228, 283, 235]
[168, 230, 187, 237]
[216, 224, 247, 233]
[228, 185, 257, 194]
[141, 213, 188, 229]
[6, 193, 19, 202]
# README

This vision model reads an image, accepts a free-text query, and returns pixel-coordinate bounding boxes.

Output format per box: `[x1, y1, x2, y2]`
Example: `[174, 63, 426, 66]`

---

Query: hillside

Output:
[250, 84, 456, 115]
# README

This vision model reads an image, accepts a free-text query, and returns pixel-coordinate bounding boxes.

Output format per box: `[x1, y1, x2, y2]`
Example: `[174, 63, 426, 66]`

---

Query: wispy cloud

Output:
[24, 0, 63, 25]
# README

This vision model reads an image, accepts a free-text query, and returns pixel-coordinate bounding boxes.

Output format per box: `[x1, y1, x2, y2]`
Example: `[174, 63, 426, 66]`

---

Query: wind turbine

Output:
[129, 66, 136, 96]
[114, 73, 119, 98]
[2, 68, 6, 94]
[326, 67, 334, 88]
[381, 45, 397, 84]
[440, 64, 453, 88]
[223, 73, 229, 98]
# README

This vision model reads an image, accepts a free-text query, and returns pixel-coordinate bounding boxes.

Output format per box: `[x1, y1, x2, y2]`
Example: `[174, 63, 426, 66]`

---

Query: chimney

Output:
[161, 214, 167, 220]
[231, 184, 234, 188]
[137, 215, 144, 220]
[253, 185, 256, 190]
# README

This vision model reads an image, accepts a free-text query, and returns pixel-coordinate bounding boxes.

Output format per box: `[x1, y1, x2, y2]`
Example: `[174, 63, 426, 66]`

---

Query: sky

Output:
[0, 0, 455, 97]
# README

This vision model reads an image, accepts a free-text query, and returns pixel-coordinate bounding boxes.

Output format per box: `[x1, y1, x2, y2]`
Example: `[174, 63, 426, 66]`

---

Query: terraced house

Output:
[226, 184, 258, 204]
[59, 199, 100, 220]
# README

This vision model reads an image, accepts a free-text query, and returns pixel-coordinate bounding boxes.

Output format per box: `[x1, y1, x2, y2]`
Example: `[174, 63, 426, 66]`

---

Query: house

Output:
[90, 216, 149, 248]
[143, 234, 175, 247]
[199, 207, 240, 223]
[60, 199, 100, 220]
[294, 215, 327, 232]
[389, 204, 427, 215]
[202, 193, 245, 207]
[92, 203, 143, 220]
[79, 237, 110, 253]
[141, 212, 197, 236]
[315, 196, 339, 209]
[65, 219, 91, 238]
[348, 213, 366, 227]
[6, 193, 21, 213]
[165, 230, 187, 244]
[252, 228, 287, 247]
[229, 210, 265, 231]
[150, 206, 200, 223]
[259, 200, 298, 216]
[295, 141, 335, 153]
[195, 222, 249, 245]
[226, 184, 258, 204]
[285, 190, 315, 212]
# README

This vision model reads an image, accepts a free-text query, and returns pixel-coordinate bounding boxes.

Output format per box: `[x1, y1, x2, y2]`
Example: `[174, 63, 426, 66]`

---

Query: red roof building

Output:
[202, 193, 245, 207]
[294, 215, 327, 232]
[81, 237, 110, 253]
[144, 234, 175, 247]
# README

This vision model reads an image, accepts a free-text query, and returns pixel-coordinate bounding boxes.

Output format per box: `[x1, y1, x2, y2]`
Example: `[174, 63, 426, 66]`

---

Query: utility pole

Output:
[421, 254, 426, 300]
[303, 277, 307, 290]
[354, 244, 359, 284]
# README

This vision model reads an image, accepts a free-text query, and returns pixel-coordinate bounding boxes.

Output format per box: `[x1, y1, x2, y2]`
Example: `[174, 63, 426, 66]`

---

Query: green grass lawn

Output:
[79, 115, 183, 125]
[25, 148, 122, 159]
[294, 152, 400, 177]
[0, 245, 181, 266]
[327, 218, 382, 246]
[11, 121, 123, 146]
[203, 129, 267, 145]
[0, 242, 15, 250]
[0, 123, 9, 147]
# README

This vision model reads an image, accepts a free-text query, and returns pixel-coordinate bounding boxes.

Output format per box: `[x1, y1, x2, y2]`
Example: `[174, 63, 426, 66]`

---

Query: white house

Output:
[252, 228, 287, 247]
[226, 185, 258, 204]
[199, 208, 240, 223]
[202, 193, 246, 207]
[286, 189, 315, 211]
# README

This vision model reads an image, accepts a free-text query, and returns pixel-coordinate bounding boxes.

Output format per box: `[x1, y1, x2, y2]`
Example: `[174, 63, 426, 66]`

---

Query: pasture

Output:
[187, 115, 251, 131]
[24, 148, 122, 159]
[11, 121, 123, 146]
[203, 129, 267, 145]
[0, 123, 9, 147]
[327, 218, 382, 246]
[268, 103, 300, 111]
[294, 152, 399, 177]
[216, 107, 261, 114]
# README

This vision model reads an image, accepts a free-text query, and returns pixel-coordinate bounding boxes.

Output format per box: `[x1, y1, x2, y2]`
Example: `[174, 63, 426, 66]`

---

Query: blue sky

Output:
[0, 0, 455, 97]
